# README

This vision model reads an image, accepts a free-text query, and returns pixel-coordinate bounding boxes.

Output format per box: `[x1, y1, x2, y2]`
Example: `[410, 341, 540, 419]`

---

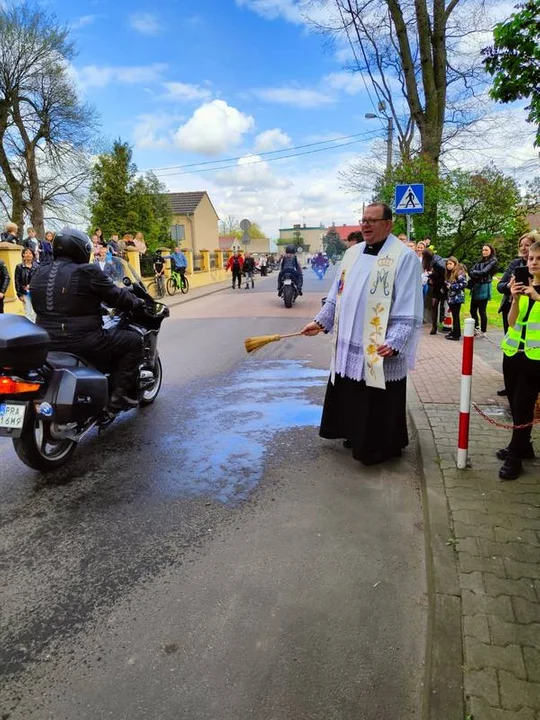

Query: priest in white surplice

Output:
[302, 202, 423, 466]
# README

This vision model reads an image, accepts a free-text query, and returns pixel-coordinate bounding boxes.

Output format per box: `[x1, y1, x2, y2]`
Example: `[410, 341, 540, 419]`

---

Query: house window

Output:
[171, 224, 185, 242]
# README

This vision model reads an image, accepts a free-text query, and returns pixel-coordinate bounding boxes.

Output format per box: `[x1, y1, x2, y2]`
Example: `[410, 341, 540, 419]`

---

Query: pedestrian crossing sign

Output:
[394, 184, 424, 214]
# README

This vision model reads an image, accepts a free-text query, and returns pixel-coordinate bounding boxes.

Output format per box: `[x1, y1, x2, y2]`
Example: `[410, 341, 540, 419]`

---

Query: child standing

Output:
[498, 241, 540, 480]
[444, 256, 467, 341]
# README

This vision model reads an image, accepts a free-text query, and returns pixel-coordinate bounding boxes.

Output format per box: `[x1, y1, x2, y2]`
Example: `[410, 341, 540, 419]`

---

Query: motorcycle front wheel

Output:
[13, 412, 77, 472]
[140, 354, 163, 406]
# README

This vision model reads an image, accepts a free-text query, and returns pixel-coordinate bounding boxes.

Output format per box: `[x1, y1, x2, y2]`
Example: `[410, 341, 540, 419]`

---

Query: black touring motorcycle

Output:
[0, 259, 169, 472]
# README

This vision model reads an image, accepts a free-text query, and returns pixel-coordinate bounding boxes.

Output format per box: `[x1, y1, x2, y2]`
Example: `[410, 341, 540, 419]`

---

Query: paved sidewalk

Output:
[160, 277, 232, 308]
[410, 327, 540, 719]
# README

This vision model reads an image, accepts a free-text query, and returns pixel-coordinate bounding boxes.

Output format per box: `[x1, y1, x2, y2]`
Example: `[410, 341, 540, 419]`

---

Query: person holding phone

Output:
[498, 241, 540, 480]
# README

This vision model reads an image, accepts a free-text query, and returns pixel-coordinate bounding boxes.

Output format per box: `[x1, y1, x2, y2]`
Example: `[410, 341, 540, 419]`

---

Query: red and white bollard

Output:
[457, 318, 476, 469]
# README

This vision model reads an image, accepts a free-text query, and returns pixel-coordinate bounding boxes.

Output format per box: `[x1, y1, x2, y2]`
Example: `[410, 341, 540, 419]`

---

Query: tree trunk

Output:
[12, 98, 45, 238]
[0, 101, 26, 231]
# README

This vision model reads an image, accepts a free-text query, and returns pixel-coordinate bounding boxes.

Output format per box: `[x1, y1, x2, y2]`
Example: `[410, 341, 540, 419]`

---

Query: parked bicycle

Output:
[147, 272, 166, 300]
[167, 268, 189, 296]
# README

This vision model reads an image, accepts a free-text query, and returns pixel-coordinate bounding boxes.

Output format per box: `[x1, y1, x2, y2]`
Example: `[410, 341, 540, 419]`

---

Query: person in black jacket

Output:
[468, 244, 498, 335]
[243, 251, 256, 289]
[278, 245, 303, 295]
[0, 258, 10, 313]
[497, 233, 537, 334]
[30, 228, 145, 411]
[15, 248, 37, 320]
[422, 249, 446, 334]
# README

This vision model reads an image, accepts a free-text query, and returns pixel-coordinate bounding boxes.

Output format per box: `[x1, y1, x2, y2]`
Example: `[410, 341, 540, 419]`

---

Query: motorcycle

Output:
[280, 270, 299, 308]
[312, 263, 327, 280]
[0, 258, 169, 472]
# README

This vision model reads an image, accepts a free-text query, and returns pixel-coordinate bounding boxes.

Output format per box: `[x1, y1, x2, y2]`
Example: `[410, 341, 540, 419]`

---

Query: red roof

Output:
[219, 235, 237, 250]
[330, 224, 363, 241]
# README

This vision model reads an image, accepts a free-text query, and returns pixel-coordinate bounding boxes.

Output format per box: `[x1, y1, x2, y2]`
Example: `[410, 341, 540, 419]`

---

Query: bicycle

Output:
[147, 273, 166, 300]
[166, 268, 189, 296]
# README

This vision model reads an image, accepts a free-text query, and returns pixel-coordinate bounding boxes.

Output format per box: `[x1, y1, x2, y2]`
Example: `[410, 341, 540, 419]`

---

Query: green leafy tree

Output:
[89, 140, 134, 238]
[376, 163, 523, 263]
[483, 0, 540, 146]
[323, 226, 345, 259]
[438, 166, 522, 266]
[89, 140, 171, 251]
[291, 229, 304, 249]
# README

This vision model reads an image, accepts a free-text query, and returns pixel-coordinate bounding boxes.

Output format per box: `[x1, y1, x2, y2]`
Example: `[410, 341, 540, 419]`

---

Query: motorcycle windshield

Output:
[96, 257, 144, 288]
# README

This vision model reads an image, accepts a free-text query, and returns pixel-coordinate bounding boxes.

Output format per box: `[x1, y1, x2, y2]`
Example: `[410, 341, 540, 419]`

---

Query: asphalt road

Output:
[0, 266, 427, 720]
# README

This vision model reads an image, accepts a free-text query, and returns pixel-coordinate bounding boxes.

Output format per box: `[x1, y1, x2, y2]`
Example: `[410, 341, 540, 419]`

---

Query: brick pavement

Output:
[410, 326, 540, 719]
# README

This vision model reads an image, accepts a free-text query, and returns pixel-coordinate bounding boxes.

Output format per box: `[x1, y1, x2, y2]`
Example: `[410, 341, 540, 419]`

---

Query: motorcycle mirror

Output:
[122, 277, 132, 287]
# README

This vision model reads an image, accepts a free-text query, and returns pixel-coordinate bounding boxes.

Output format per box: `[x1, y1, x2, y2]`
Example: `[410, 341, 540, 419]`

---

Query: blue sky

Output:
[50, 0, 538, 237]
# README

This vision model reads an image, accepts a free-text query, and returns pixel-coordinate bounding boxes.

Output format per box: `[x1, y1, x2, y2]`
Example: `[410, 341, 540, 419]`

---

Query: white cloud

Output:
[174, 100, 255, 155]
[73, 63, 167, 90]
[213, 154, 293, 190]
[324, 71, 368, 96]
[133, 113, 177, 150]
[254, 129, 291, 152]
[70, 15, 97, 30]
[235, 0, 307, 23]
[129, 12, 161, 35]
[161, 145, 371, 238]
[161, 82, 212, 102]
[253, 86, 334, 108]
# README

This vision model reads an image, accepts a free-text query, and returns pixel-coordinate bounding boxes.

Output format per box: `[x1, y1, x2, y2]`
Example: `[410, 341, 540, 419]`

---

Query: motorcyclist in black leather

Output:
[277, 244, 303, 296]
[30, 228, 145, 411]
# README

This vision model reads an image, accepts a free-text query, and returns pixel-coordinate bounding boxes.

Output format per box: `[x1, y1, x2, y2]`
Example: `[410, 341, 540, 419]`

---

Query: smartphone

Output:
[514, 266, 531, 286]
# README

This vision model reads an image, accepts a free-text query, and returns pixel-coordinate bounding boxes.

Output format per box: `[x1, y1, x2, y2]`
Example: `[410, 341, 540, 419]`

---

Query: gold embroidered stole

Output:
[331, 235, 404, 389]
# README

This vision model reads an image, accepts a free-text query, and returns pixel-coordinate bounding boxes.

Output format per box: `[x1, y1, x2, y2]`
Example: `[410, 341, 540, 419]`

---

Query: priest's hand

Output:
[301, 321, 323, 336]
[377, 344, 398, 358]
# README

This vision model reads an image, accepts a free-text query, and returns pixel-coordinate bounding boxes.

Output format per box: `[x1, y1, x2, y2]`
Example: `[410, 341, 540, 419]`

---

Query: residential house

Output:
[167, 191, 219, 253]
[328, 223, 364, 241]
[279, 223, 326, 252]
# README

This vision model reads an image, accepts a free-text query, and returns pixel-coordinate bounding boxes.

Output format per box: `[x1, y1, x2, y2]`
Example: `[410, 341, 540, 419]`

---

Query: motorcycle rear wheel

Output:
[283, 284, 294, 308]
[13, 413, 77, 472]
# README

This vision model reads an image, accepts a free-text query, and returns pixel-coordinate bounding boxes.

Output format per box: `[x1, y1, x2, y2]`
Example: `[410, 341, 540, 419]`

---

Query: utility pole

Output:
[386, 117, 394, 176]
[365, 110, 393, 175]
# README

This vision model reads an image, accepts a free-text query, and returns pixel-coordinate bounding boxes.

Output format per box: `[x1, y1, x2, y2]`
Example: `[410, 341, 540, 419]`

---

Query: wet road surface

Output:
[0, 267, 427, 719]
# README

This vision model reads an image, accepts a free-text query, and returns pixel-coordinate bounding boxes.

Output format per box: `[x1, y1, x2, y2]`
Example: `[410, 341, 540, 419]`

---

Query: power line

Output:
[147, 130, 380, 174]
[152, 131, 383, 178]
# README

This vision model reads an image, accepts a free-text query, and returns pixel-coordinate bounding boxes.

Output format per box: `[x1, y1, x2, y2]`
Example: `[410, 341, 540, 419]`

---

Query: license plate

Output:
[0, 402, 26, 430]
[284, 279, 292, 285]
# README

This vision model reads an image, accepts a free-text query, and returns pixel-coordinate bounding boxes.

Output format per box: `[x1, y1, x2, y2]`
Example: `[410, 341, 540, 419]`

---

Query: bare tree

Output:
[219, 214, 240, 236]
[0, 3, 97, 236]
[310, 0, 490, 168]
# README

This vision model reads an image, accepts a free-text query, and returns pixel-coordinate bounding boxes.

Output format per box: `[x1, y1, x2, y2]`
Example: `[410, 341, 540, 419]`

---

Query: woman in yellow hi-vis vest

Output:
[498, 241, 540, 480]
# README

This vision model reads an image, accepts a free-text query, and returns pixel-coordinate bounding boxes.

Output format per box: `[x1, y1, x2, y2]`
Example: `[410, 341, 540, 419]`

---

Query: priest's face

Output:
[361, 207, 393, 245]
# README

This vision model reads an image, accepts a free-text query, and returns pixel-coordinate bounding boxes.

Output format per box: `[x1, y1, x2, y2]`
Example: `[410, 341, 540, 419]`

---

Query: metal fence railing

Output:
[209, 252, 218, 269]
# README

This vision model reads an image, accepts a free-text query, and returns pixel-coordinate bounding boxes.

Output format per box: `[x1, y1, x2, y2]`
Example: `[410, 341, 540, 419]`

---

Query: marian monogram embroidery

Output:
[369, 255, 394, 297]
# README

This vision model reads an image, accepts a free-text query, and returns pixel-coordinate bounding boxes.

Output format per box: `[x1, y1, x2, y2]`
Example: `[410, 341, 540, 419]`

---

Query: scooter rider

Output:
[278, 244, 303, 296]
[30, 228, 146, 411]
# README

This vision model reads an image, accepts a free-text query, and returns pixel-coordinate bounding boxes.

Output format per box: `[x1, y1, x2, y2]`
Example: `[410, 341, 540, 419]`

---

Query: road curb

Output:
[162, 281, 232, 309]
[407, 383, 464, 720]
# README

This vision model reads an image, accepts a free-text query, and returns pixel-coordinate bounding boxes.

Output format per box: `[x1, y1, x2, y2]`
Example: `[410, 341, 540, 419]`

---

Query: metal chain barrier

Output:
[472, 402, 540, 430]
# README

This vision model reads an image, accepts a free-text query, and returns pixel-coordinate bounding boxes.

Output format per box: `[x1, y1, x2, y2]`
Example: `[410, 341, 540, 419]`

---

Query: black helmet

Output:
[285, 244, 296, 254]
[53, 227, 92, 264]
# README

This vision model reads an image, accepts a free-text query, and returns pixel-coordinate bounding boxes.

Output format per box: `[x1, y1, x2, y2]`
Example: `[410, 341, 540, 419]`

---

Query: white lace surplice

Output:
[315, 244, 423, 383]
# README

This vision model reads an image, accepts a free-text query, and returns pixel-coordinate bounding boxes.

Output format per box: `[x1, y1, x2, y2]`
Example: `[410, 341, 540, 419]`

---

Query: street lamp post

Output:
[365, 112, 393, 175]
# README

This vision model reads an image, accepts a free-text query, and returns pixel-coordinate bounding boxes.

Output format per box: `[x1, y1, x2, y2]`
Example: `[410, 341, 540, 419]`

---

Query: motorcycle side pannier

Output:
[0, 315, 50, 371]
[46, 367, 108, 423]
